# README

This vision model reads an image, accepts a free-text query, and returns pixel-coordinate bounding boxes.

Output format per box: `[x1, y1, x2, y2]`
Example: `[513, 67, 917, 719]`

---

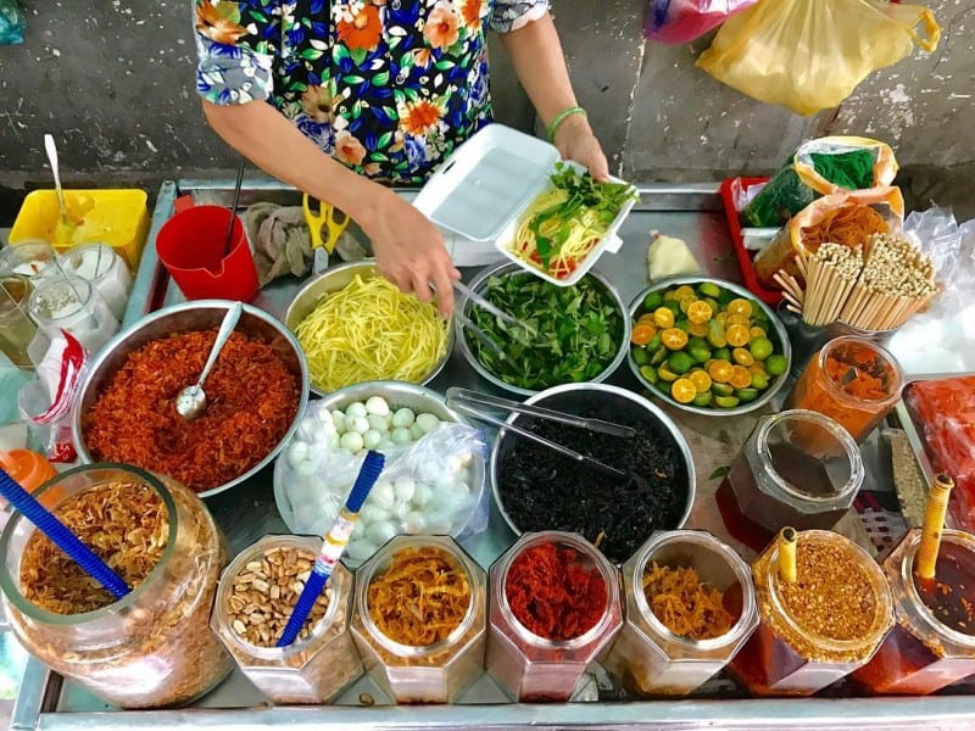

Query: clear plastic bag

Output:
[0, 0, 24, 45]
[274, 400, 489, 565]
[742, 137, 898, 227]
[17, 331, 88, 463]
[887, 210, 975, 375]
[644, 0, 758, 44]
[697, 0, 940, 116]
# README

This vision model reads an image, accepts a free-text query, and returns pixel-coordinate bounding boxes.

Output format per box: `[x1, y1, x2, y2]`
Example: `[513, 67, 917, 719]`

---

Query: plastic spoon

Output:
[43, 134, 77, 246]
[175, 302, 243, 420]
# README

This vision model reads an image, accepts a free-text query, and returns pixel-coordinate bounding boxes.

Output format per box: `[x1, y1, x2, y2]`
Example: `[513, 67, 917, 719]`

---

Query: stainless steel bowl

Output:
[73, 300, 309, 499]
[273, 381, 486, 539]
[283, 261, 454, 397]
[490, 383, 696, 547]
[627, 276, 792, 417]
[456, 261, 631, 397]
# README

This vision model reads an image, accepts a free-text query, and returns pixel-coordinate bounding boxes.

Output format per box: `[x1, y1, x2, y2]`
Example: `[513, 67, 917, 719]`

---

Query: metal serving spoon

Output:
[176, 302, 243, 421]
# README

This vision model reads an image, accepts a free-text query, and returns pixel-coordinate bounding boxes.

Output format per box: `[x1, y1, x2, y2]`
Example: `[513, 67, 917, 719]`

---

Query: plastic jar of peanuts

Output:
[728, 530, 894, 697]
[486, 531, 622, 702]
[211, 535, 363, 704]
[352, 535, 486, 704]
[0, 464, 234, 709]
[602, 530, 758, 697]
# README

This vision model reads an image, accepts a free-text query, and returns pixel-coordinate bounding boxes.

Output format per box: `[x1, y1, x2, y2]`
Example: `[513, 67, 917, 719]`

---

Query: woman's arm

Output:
[498, 13, 610, 181]
[202, 101, 459, 315]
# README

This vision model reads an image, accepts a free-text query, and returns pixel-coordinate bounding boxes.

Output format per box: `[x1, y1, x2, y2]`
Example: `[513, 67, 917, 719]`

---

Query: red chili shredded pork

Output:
[83, 329, 299, 492]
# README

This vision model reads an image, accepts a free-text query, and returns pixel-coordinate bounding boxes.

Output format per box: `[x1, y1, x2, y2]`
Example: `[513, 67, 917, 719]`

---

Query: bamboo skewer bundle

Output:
[773, 234, 936, 331]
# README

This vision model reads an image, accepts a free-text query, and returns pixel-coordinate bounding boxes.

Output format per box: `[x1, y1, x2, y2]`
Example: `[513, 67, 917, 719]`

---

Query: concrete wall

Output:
[0, 0, 973, 215]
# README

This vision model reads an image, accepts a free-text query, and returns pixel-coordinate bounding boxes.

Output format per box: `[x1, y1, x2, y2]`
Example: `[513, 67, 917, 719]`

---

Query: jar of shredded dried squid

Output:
[0, 464, 233, 708]
[351, 535, 486, 704]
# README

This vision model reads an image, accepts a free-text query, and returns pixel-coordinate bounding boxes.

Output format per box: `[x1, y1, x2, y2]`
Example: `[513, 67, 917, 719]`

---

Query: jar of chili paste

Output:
[351, 535, 486, 704]
[853, 529, 975, 695]
[602, 530, 757, 697]
[486, 531, 622, 702]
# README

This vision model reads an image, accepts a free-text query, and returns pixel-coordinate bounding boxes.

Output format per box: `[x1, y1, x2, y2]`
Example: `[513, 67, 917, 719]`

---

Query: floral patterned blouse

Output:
[194, 0, 548, 184]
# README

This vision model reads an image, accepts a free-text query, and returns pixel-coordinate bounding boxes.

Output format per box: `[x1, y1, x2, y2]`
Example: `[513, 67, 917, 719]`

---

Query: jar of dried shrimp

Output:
[0, 464, 233, 708]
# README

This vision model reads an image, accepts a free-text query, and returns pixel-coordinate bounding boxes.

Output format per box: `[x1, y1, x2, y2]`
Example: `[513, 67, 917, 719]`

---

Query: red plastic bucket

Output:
[156, 196, 259, 302]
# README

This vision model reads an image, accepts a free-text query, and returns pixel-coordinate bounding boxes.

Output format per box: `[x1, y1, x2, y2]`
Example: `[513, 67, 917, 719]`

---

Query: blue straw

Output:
[0, 468, 130, 600]
[277, 451, 385, 647]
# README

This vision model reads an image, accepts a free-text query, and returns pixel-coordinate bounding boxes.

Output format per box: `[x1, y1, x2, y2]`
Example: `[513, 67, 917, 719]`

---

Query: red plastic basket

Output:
[719, 176, 781, 306]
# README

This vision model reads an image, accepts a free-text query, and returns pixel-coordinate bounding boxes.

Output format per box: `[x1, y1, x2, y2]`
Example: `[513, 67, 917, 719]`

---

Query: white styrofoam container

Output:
[413, 124, 636, 286]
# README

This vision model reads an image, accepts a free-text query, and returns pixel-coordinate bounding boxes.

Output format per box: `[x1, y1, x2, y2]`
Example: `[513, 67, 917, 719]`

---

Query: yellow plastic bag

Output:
[754, 186, 905, 286]
[697, 0, 940, 116]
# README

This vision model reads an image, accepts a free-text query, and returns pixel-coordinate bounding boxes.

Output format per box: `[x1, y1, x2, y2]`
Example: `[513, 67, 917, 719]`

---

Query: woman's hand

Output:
[358, 188, 460, 317]
[553, 113, 610, 182]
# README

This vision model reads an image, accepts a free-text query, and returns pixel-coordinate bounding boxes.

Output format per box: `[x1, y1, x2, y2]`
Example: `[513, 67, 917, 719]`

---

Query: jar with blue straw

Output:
[0, 463, 233, 708]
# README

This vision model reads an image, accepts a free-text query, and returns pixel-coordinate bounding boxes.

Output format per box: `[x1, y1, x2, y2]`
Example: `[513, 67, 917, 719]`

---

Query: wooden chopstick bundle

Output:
[775, 234, 935, 332]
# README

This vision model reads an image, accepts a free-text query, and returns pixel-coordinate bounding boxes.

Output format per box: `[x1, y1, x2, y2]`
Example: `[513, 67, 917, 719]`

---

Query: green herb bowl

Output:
[626, 276, 792, 417]
[456, 261, 631, 397]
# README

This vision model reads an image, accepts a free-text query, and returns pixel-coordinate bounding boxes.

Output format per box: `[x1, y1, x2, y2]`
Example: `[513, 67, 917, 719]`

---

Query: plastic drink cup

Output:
[156, 196, 259, 302]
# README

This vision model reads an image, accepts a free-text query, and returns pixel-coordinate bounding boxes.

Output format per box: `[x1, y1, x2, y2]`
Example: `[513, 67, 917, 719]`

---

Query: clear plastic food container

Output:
[786, 336, 903, 443]
[728, 530, 893, 697]
[28, 274, 119, 355]
[211, 535, 363, 704]
[486, 531, 622, 701]
[352, 535, 486, 704]
[602, 530, 758, 697]
[716, 409, 863, 551]
[59, 243, 132, 321]
[853, 529, 975, 695]
[0, 464, 233, 708]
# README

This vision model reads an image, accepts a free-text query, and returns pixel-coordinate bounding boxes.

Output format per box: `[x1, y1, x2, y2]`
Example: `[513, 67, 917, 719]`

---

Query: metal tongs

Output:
[446, 387, 634, 479]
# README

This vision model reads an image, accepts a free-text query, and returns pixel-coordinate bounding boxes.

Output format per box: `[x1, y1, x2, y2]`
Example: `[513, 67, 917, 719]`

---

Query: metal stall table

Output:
[10, 180, 975, 731]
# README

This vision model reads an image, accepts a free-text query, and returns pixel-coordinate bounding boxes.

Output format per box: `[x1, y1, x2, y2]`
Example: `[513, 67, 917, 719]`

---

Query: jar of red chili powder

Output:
[486, 531, 622, 702]
[602, 530, 758, 697]
[786, 336, 904, 443]
[853, 528, 975, 695]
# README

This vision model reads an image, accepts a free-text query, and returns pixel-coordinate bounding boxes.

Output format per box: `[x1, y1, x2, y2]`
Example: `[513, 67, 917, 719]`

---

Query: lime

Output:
[668, 351, 694, 375]
[715, 395, 741, 409]
[750, 336, 774, 361]
[632, 347, 650, 366]
[717, 288, 734, 306]
[737, 388, 759, 403]
[651, 346, 668, 366]
[674, 319, 690, 333]
[639, 365, 659, 384]
[643, 291, 663, 312]
[751, 373, 770, 390]
[646, 334, 662, 353]
[658, 365, 679, 382]
[665, 301, 682, 318]
[712, 383, 735, 397]
[671, 378, 697, 404]
[713, 347, 732, 362]
[699, 282, 721, 299]
[692, 391, 713, 408]
[689, 346, 711, 364]
[766, 354, 788, 376]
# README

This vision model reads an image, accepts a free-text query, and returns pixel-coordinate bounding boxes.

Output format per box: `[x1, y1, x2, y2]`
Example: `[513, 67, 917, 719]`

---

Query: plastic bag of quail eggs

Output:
[274, 396, 489, 565]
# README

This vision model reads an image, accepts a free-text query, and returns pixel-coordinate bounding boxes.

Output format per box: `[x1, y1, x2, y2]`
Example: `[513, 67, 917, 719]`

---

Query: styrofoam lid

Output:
[413, 125, 561, 243]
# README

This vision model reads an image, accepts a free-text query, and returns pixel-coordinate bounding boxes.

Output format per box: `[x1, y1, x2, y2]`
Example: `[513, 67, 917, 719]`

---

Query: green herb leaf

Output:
[709, 466, 731, 480]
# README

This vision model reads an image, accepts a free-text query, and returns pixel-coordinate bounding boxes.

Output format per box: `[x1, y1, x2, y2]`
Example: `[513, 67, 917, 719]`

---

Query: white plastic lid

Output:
[413, 125, 560, 243]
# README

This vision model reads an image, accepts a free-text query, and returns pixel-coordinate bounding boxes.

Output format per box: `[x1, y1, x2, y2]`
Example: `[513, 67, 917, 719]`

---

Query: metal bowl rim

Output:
[455, 261, 632, 397]
[489, 382, 696, 551]
[283, 261, 454, 397]
[72, 299, 310, 500]
[626, 275, 793, 417]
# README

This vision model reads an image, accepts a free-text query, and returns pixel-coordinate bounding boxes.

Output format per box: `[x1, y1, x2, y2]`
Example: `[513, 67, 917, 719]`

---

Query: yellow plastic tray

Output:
[9, 189, 150, 272]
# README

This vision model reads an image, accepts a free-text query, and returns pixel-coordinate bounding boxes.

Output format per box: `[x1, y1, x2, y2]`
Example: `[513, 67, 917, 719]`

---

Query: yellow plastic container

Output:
[10, 190, 150, 272]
